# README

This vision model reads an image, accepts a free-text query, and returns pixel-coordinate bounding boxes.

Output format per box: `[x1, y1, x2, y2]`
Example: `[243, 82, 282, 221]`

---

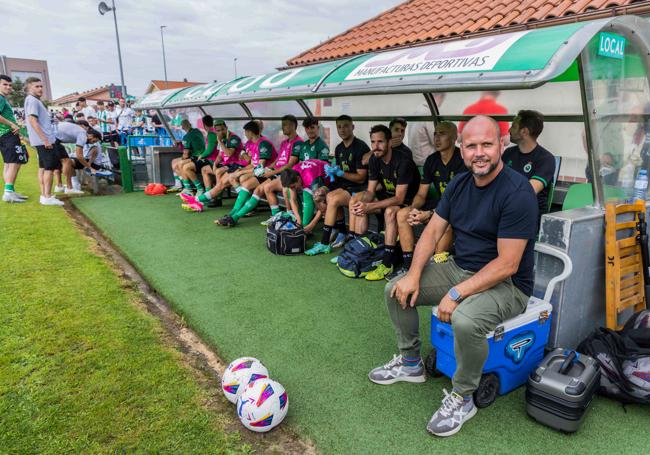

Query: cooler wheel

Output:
[473, 373, 499, 408]
[424, 349, 443, 378]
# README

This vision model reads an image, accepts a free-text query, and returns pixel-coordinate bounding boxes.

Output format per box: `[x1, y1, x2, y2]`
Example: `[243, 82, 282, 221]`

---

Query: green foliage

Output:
[8, 76, 25, 107]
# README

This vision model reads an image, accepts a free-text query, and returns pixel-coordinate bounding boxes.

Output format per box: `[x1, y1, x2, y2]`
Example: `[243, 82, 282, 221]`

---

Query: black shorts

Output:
[0, 132, 28, 164]
[191, 157, 213, 173]
[102, 131, 119, 143]
[36, 140, 68, 171]
[218, 163, 244, 173]
[72, 158, 101, 171]
[329, 180, 366, 195]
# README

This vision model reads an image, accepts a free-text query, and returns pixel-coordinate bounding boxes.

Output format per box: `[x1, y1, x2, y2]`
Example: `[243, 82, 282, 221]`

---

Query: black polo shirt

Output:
[369, 150, 420, 204]
[422, 147, 467, 208]
[503, 144, 556, 219]
[335, 136, 370, 192]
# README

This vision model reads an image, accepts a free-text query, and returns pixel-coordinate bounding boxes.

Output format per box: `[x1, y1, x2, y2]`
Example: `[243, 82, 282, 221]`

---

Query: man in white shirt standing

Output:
[23, 77, 66, 206]
[78, 97, 96, 121]
[116, 98, 134, 145]
[104, 101, 119, 146]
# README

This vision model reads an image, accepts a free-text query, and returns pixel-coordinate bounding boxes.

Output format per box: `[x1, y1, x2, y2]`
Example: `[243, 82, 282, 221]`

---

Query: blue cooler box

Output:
[430, 298, 553, 395]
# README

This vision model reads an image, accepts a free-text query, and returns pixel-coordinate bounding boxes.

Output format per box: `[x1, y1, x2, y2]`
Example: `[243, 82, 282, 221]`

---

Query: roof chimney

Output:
[183, 78, 188, 82]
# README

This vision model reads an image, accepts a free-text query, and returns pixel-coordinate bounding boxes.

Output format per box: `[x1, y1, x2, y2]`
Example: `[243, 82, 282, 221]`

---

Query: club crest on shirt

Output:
[523, 162, 532, 173]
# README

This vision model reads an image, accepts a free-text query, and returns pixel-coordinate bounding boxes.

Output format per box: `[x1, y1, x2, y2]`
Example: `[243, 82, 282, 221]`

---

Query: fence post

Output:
[118, 146, 133, 193]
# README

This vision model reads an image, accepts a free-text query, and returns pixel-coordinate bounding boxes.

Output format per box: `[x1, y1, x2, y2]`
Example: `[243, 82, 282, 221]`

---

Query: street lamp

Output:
[98, 1, 127, 99]
[160, 25, 168, 82]
[234, 57, 238, 79]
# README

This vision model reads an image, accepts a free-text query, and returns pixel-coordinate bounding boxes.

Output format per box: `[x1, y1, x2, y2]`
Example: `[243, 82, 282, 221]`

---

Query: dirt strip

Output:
[65, 201, 318, 455]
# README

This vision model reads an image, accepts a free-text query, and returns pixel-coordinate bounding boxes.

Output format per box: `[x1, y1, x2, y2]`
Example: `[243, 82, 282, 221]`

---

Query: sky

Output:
[3, 0, 403, 99]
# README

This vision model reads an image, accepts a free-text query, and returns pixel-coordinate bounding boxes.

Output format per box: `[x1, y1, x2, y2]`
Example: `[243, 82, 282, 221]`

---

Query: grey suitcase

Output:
[526, 348, 600, 432]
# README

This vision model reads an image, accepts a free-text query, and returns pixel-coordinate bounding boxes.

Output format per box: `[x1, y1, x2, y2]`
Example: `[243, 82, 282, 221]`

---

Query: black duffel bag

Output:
[266, 214, 306, 255]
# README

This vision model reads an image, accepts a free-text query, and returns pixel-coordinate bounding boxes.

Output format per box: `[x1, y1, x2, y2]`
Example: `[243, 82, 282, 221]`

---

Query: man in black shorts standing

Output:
[503, 110, 556, 227]
[348, 124, 420, 281]
[0, 75, 28, 203]
[391, 121, 466, 278]
[24, 77, 66, 206]
[306, 115, 371, 255]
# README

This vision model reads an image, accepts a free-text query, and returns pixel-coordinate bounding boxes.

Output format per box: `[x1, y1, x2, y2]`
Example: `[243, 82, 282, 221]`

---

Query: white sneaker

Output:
[3, 192, 26, 203]
[64, 187, 84, 195]
[54, 185, 65, 193]
[40, 196, 64, 206]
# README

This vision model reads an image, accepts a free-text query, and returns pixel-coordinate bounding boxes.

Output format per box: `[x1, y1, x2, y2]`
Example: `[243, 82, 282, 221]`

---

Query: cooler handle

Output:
[534, 243, 573, 303]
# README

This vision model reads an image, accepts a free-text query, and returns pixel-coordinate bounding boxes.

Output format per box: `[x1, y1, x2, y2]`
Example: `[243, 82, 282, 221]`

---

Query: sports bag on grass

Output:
[577, 311, 650, 405]
[266, 214, 305, 255]
[337, 234, 384, 278]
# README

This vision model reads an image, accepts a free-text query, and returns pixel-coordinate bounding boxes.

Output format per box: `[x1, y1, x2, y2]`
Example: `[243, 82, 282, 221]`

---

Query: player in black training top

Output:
[305, 115, 371, 256]
[390, 117, 413, 160]
[349, 124, 420, 281]
[503, 109, 556, 227]
[391, 121, 467, 279]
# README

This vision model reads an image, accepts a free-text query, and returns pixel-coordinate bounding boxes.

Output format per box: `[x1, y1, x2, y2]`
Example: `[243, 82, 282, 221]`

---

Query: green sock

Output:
[229, 188, 250, 216]
[271, 205, 280, 215]
[174, 175, 182, 185]
[302, 190, 315, 226]
[233, 195, 260, 221]
[181, 179, 192, 189]
[198, 192, 212, 203]
[193, 180, 205, 191]
[205, 186, 212, 192]
[5, 183, 15, 192]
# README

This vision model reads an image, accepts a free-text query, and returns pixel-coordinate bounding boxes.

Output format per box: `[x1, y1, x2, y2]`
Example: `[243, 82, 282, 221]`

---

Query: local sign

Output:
[598, 32, 626, 60]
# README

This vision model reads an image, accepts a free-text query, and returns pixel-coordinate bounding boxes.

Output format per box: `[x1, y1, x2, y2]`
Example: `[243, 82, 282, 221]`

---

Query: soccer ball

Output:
[221, 357, 269, 404]
[237, 378, 289, 432]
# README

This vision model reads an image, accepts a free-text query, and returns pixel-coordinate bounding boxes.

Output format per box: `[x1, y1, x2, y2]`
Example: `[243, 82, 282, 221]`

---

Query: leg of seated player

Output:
[349, 191, 375, 236]
[196, 176, 230, 204]
[171, 157, 184, 189]
[53, 169, 63, 190]
[183, 161, 204, 193]
[263, 178, 284, 216]
[230, 177, 261, 222]
[397, 206, 416, 270]
[227, 176, 255, 218]
[436, 226, 454, 253]
[301, 188, 316, 227]
[202, 165, 215, 191]
[366, 205, 400, 281]
[306, 188, 350, 255]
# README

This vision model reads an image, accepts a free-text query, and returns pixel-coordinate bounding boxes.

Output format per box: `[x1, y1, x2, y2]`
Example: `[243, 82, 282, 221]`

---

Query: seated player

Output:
[277, 159, 329, 230]
[305, 114, 371, 255]
[199, 119, 246, 206]
[213, 115, 303, 224]
[390, 117, 413, 160]
[392, 121, 466, 279]
[504, 110, 555, 228]
[179, 115, 218, 197]
[171, 119, 205, 194]
[348, 124, 420, 281]
[297, 117, 329, 161]
[184, 120, 274, 213]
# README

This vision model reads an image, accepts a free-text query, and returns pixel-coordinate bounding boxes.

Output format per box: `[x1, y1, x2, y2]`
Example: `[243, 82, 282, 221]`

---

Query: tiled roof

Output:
[287, 0, 650, 66]
[52, 85, 110, 105]
[150, 80, 202, 91]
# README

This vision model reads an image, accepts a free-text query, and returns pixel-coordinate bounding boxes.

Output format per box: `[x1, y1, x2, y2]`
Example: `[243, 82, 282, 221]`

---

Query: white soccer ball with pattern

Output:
[221, 357, 269, 404]
[236, 378, 289, 432]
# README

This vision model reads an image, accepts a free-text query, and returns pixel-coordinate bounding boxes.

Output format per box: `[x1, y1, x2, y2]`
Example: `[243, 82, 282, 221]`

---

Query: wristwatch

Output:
[448, 287, 463, 303]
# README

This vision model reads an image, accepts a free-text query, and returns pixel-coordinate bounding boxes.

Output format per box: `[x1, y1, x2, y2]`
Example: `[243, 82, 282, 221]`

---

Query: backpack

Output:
[266, 213, 306, 255]
[577, 311, 650, 405]
[336, 234, 385, 278]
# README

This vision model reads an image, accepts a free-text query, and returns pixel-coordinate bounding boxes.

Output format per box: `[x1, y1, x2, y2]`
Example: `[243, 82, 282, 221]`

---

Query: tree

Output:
[8, 77, 26, 107]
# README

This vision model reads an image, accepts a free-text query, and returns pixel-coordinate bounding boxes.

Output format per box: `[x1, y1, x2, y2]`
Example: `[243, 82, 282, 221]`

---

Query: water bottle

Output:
[633, 169, 648, 202]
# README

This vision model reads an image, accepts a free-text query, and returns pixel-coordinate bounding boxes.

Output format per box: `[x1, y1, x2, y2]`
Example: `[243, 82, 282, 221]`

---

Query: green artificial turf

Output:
[0, 161, 250, 454]
[74, 191, 649, 455]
